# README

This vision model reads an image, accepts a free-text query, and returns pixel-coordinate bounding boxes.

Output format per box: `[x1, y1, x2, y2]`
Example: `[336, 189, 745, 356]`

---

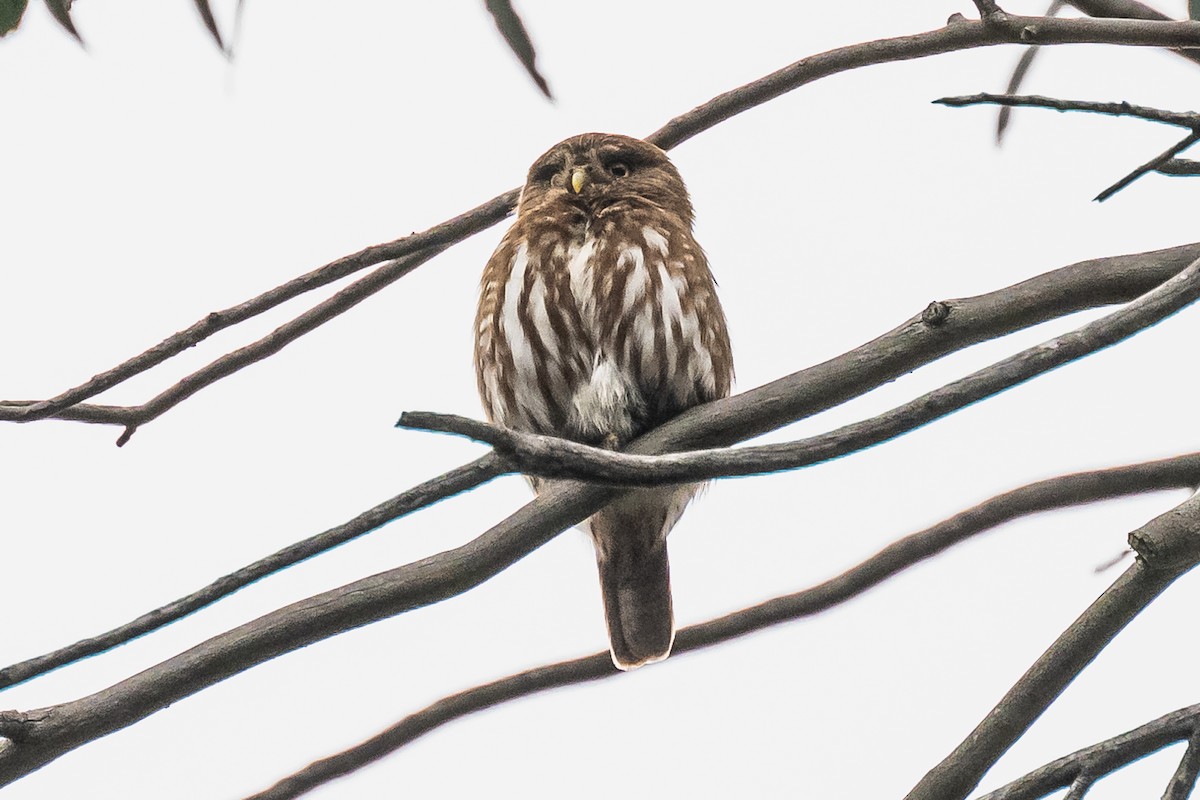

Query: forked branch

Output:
[938, 93, 1200, 200]
[905, 493, 1200, 800]
[975, 705, 1199, 799]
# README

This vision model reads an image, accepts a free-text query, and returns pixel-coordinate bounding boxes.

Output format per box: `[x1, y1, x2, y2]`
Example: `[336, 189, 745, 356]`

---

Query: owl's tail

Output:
[596, 539, 675, 670]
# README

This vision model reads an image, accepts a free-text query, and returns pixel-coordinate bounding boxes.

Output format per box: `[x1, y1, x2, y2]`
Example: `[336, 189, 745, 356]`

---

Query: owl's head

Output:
[517, 133, 693, 225]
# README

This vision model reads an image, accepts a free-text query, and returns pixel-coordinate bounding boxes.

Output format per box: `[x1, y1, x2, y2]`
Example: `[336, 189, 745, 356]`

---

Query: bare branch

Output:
[1095, 129, 1200, 201]
[976, 707, 1199, 799]
[108, 243, 452, 446]
[937, 93, 1200, 201]
[649, 15, 1200, 152]
[939, 92, 1200, 128]
[0, 455, 506, 691]
[243, 456, 1200, 800]
[1163, 726, 1200, 800]
[1062, 773, 1095, 799]
[974, 0, 1007, 19]
[0, 191, 517, 424]
[905, 492, 1200, 800]
[400, 254, 1200, 485]
[1158, 158, 1200, 175]
[5, 14, 1200, 436]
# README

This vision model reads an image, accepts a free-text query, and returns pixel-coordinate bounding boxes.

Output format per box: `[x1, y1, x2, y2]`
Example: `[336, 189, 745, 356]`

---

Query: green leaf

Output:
[484, 0, 552, 99]
[0, 0, 28, 37]
[1191, 0, 1200, 20]
[43, 0, 81, 44]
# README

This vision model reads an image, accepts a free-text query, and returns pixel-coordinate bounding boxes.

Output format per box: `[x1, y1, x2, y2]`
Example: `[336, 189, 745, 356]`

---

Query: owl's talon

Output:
[602, 432, 620, 451]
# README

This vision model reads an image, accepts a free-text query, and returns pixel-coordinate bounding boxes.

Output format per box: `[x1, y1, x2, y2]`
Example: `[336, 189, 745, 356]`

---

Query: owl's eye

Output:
[532, 161, 562, 183]
[608, 162, 630, 178]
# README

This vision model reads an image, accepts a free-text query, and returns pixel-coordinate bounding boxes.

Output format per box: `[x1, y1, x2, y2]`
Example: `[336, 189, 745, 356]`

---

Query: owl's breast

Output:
[476, 212, 730, 445]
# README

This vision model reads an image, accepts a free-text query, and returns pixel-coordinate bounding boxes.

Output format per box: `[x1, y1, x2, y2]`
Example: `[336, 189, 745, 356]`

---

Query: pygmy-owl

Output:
[474, 133, 733, 669]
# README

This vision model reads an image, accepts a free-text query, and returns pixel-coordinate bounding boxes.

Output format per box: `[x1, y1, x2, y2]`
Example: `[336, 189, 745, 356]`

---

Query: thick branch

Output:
[905, 492, 1200, 800]
[244, 456, 1200, 800]
[401, 254, 1200, 485]
[0, 455, 507, 691]
[1158, 158, 1200, 175]
[4, 15, 1200, 435]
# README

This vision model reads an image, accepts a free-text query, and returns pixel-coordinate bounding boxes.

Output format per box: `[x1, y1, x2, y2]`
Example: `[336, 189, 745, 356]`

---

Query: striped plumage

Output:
[474, 133, 732, 669]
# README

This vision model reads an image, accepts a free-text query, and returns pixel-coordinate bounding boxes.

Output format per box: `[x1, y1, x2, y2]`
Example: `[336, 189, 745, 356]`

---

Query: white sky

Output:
[3, 1, 1200, 798]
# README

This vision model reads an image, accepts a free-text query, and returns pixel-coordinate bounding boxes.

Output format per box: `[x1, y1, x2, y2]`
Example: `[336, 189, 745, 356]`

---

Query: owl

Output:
[474, 133, 733, 669]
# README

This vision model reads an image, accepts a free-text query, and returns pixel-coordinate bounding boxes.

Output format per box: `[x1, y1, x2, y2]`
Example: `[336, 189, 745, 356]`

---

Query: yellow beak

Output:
[570, 167, 588, 194]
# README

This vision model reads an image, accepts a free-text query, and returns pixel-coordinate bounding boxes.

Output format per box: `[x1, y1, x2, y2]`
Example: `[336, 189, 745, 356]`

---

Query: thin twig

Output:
[5, 15, 1200, 435]
[1095, 129, 1200, 201]
[905, 492, 1200, 800]
[110, 243, 452, 446]
[0, 454, 507, 691]
[400, 256, 1200, 485]
[0, 193, 516, 424]
[938, 92, 1200, 128]
[936, 93, 1200, 202]
[243, 457, 1200, 800]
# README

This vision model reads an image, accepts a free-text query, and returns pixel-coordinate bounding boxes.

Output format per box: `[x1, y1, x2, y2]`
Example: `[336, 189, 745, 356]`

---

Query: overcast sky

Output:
[4, 1, 1200, 798]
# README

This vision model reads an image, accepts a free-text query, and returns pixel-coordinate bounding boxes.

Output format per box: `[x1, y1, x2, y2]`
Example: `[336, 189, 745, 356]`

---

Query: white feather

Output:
[642, 226, 670, 256]
[657, 262, 683, 380]
[500, 243, 550, 428]
[571, 356, 636, 440]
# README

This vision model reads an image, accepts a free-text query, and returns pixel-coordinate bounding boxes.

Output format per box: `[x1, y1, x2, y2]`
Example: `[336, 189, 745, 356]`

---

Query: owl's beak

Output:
[569, 167, 588, 194]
